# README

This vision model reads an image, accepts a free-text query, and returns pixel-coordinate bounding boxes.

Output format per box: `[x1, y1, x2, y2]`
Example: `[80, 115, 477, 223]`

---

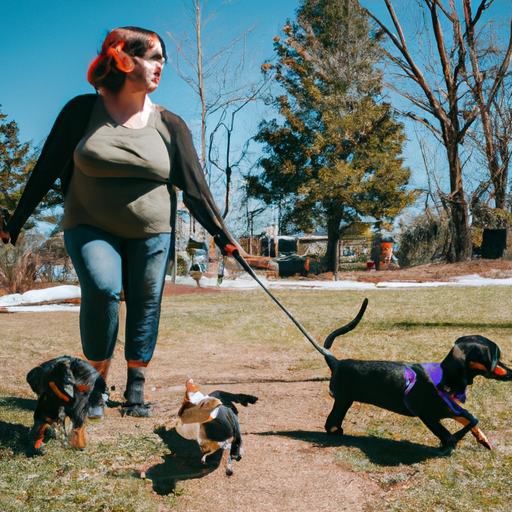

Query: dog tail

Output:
[323, 298, 368, 350]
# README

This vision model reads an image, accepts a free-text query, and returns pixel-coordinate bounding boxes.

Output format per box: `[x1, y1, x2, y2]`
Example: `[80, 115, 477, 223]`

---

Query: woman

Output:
[4, 27, 237, 418]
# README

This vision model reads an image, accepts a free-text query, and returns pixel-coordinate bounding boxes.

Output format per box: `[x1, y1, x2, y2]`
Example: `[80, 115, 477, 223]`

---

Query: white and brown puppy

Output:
[176, 379, 258, 474]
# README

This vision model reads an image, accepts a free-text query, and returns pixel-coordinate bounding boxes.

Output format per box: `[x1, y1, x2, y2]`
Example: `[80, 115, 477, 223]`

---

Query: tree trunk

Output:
[444, 137, 472, 262]
[194, 0, 207, 173]
[493, 166, 508, 210]
[447, 195, 472, 262]
[323, 214, 342, 272]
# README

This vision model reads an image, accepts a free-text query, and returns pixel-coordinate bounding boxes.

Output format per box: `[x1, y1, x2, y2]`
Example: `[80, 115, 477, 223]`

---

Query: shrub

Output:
[471, 203, 512, 229]
[395, 214, 450, 268]
[0, 241, 41, 293]
[0, 231, 75, 293]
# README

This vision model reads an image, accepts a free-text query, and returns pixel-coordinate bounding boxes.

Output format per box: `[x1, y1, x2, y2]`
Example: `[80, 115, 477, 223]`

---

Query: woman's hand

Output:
[214, 233, 246, 257]
[223, 243, 237, 257]
[0, 213, 10, 244]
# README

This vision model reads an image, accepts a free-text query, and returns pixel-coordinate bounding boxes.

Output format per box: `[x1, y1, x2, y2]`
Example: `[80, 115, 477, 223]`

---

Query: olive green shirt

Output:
[61, 102, 171, 238]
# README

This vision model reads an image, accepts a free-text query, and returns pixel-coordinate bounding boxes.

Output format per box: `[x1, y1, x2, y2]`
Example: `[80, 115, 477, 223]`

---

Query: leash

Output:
[231, 249, 328, 354]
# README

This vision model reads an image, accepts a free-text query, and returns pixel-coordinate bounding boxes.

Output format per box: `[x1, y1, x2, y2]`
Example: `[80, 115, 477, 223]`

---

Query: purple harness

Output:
[404, 363, 468, 417]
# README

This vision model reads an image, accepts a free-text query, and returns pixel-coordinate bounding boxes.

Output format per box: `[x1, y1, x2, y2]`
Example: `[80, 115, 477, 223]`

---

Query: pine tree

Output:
[0, 107, 63, 233]
[0, 107, 35, 214]
[249, 0, 415, 270]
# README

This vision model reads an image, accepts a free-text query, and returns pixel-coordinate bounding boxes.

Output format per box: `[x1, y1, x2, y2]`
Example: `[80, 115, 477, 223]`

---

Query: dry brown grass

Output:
[1, 284, 512, 511]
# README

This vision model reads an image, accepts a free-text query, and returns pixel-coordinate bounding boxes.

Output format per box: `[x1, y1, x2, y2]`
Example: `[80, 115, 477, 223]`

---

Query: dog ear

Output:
[26, 366, 45, 396]
[27, 358, 76, 399]
[483, 342, 500, 373]
[440, 343, 468, 393]
[456, 335, 499, 373]
[58, 360, 76, 399]
[46, 359, 75, 400]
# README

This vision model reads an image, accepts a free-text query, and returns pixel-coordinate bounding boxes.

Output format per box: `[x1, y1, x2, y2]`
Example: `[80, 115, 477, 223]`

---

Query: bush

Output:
[0, 231, 75, 293]
[395, 214, 450, 268]
[471, 203, 512, 229]
[0, 241, 41, 293]
[176, 252, 190, 276]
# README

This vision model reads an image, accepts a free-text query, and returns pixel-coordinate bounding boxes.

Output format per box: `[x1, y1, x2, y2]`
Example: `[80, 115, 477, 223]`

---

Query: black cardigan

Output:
[6, 94, 233, 249]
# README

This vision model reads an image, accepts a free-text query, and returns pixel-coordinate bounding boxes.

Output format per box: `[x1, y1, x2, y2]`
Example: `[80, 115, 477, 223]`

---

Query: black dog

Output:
[26, 356, 108, 451]
[308, 299, 512, 452]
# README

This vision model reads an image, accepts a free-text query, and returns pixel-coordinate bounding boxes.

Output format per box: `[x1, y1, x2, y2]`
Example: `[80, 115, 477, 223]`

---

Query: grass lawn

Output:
[1, 285, 511, 511]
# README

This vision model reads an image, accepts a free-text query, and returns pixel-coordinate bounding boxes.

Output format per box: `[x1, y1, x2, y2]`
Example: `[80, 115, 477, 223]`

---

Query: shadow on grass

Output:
[0, 396, 37, 456]
[146, 427, 224, 495]
[391, 321, 512, 330]
[0, 396, 37, 412]
[257, 429, 442, 466]
[0, 420, 32, 456]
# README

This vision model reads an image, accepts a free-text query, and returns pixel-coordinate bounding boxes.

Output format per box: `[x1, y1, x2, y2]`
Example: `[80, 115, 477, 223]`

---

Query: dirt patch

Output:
[163, 282, 225, 296]
[3, 258, 511, 510]
[93, 377, 385, 511]
[331, 258, 512, 284]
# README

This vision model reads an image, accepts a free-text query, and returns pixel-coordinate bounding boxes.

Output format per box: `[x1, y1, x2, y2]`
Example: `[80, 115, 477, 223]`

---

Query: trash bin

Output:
[481, 229, 507, 259]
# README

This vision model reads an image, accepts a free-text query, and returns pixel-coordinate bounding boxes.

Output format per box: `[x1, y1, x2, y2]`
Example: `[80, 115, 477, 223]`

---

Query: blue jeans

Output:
[64, 225, 171, 363]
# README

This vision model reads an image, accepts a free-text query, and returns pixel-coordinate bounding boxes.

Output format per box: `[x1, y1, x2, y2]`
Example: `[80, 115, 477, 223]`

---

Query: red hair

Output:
[87, 27, 166, 92]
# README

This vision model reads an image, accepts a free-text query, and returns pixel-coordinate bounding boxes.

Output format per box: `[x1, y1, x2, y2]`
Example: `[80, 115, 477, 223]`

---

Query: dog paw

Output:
[476, 437, 492, 450]
[326, 426, 344, 436]
[439, 445, 454, 456]
[471, 428, 492, 450]
[439, 441, 457, 456]
[26, 446, 44, 457]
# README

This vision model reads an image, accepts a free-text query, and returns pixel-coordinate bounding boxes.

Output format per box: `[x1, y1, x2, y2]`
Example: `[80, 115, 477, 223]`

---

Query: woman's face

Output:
[126, 40, 165, 93]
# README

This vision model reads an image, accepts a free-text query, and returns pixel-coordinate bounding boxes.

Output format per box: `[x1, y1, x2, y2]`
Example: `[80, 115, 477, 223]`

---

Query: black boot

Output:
[122, 367, 152, 417]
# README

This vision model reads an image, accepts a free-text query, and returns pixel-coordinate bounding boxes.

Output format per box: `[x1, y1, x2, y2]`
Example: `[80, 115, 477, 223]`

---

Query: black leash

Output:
[232, 250, 328, 354]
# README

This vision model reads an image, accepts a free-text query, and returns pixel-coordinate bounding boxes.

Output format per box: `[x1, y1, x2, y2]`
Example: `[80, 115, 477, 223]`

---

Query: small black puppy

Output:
[27, 355, 108, 451]
[309, 299, 512, 452]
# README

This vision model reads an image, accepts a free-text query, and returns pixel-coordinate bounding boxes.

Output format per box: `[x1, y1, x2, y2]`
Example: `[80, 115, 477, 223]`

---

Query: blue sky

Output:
[0, 0, 299, 145]
[1, 0, 511, 218]
[2, 0, 511, 148]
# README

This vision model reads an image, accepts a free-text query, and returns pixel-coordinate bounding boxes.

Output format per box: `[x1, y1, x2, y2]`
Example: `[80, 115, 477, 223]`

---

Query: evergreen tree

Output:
[249, 0, 415, 270]
[0, 107, 61, 234]
[0, 107, 34, 214]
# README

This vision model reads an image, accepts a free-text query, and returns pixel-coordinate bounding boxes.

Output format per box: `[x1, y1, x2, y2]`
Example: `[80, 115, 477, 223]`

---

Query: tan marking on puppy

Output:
[178, 397, 222, 424]
[49, 381, 70, 402]
[69, 423, 87, 450]
[455, 416, 492, 449]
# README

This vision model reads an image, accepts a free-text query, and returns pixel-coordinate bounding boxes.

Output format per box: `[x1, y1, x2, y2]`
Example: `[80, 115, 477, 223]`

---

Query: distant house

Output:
[338, 237, 372, 262]
[239, 234, 372, 263]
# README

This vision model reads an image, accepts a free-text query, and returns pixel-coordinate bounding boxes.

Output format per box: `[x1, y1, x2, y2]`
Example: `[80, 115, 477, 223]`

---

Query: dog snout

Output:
[495, 362, 512, 380]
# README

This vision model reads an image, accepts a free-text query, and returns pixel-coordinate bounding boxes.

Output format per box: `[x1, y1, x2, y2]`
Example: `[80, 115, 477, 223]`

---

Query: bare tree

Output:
[469, 71, 512, 215]
[208, 101, 253, 218]
[167, 0, 269, 218]
[359, 0, 512, 262]
[464, 3, 512, 210]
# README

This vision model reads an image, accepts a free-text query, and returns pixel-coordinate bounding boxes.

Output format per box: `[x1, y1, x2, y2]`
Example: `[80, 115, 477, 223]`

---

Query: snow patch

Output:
[1, 274, 510, 312]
